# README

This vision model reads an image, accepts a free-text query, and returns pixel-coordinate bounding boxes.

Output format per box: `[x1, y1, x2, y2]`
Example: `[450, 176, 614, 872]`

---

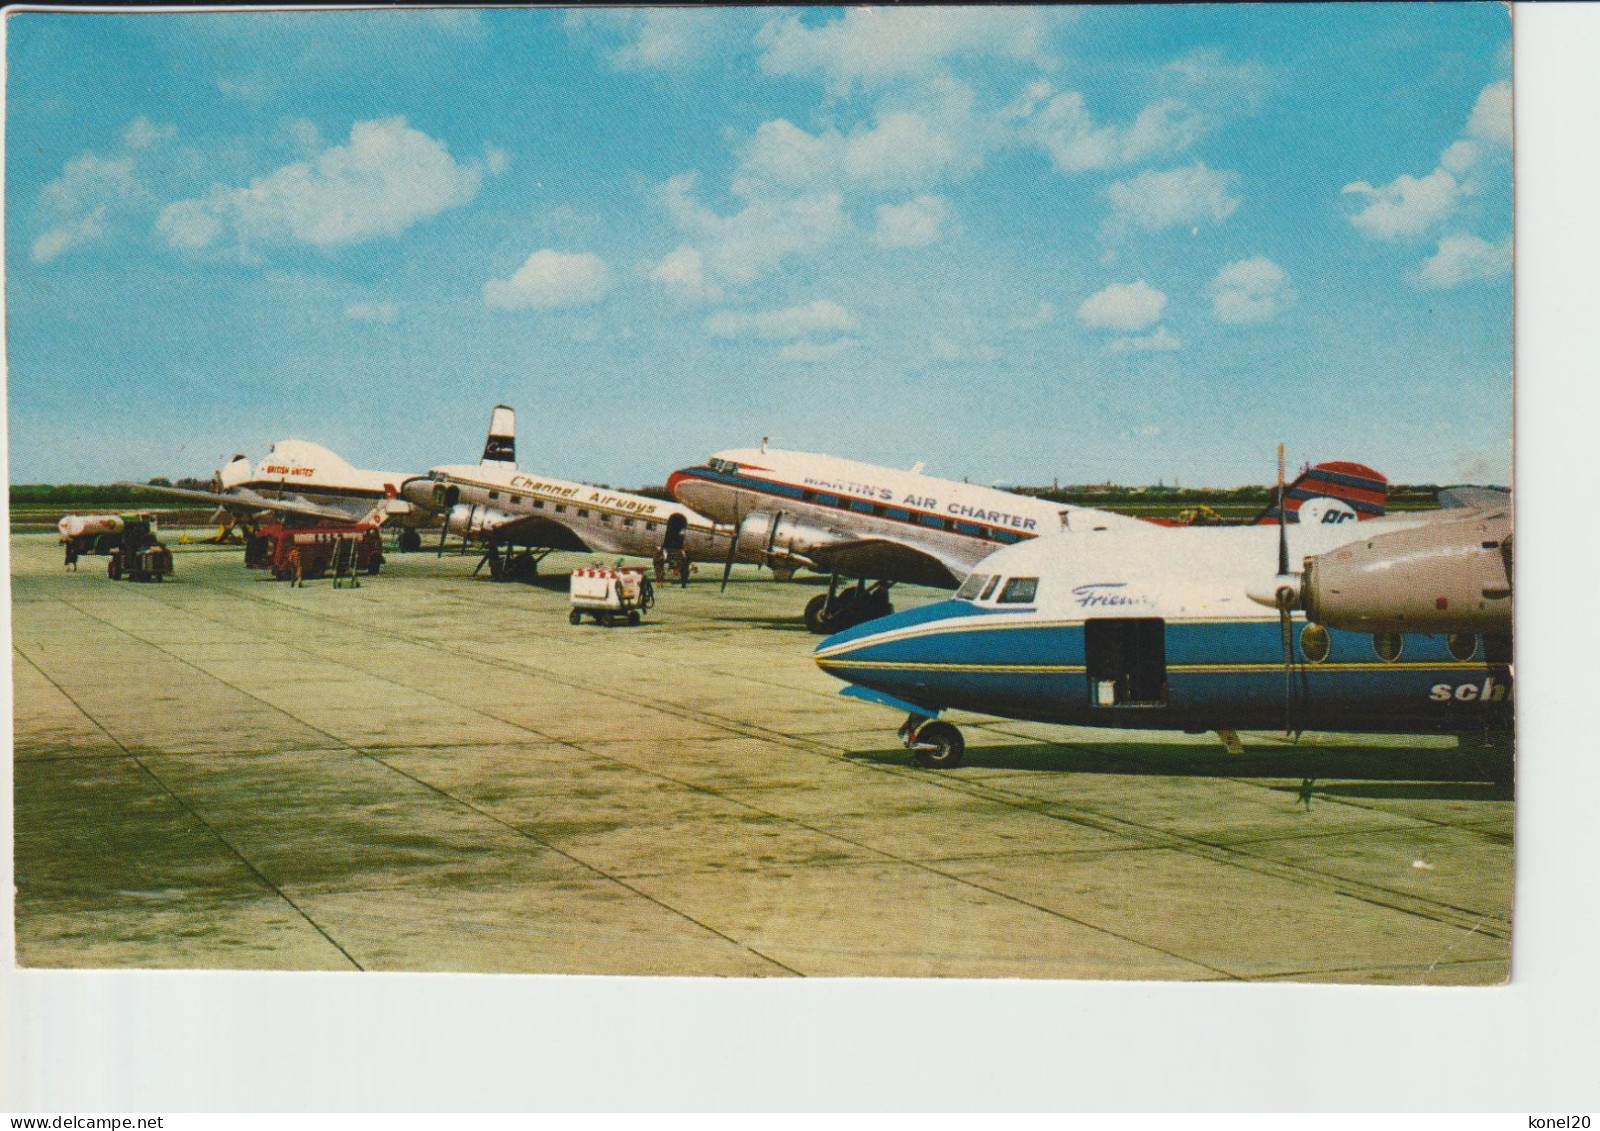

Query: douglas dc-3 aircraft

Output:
[125, 439, 421, 531]
[670, 444, 1388, 634]
[401, 406, 759, 579]
[815, 456, 1510, 769]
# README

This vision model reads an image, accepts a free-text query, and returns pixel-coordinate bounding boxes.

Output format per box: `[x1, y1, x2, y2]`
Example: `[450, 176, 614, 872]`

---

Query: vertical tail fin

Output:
[1254, 461, 1388, 525]
[480, 404, 516, 468]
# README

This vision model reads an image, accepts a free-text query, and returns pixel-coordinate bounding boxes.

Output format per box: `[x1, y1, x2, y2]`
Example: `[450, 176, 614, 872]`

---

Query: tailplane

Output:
[1254, 460, 1387, 525]
[480, 405, 516, 468]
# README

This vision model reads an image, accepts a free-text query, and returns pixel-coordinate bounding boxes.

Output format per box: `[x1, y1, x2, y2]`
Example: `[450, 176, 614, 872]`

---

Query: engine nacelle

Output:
[1303, 510, 1512, 633]
[733, 510, 841, 570]
[446, 503, 509, 538]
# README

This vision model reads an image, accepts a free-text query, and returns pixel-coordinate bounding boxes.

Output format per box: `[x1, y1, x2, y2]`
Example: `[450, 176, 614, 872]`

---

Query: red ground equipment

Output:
[245, 522, 384, 583]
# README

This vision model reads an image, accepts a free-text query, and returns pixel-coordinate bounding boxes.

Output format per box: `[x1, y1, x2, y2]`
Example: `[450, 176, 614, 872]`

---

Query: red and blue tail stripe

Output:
[1255, 461, 1388, 524]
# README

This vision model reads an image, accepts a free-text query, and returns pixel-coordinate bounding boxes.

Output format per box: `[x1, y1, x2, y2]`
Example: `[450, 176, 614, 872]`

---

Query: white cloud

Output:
[344, 300, 398, 324]
[1107, 326, 1182, 355]
[32, 153, 142, 263]
[657, 171, 848, 287]
[1341, 168, 1461, 241]
[1009, 84, 1206, 174]
[780, 338, 857, 362]
[755, 8, 1055, 93]
[707, 299, 857, 341]
[566, 9, 750, 70]
[873, 195, 950, 248]
[1210, 256, 1293, 324]
[1105, 162, 1239, 233]
[1416, 233, 1511, 289]
[1013, 301, 1056, 330]
[157, 117, 487, 252]
[484, 249, 613, 311]
[649, 246, 722, 302]
[123, 116, 176, 150]
[735, 81, 985, 196]
[1078, 280, 1167, 332]
[1342, 79, 1512, 243]
[930, 335, 999, 364]
[1467, 79, 1512, 145]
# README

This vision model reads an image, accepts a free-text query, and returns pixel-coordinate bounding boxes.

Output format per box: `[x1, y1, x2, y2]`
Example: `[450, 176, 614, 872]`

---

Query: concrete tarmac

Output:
[11, 534, 1513, 981]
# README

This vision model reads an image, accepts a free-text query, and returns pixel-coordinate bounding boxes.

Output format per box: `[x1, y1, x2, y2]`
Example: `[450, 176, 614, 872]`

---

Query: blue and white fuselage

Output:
[814, 514, 1512, 759]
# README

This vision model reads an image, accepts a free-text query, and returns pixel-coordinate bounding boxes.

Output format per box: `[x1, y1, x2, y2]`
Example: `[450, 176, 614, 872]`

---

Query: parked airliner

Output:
[814, 489, 1510, 769]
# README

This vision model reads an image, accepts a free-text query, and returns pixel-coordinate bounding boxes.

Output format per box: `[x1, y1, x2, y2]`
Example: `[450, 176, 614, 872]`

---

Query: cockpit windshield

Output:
[954, 573, 989, 601]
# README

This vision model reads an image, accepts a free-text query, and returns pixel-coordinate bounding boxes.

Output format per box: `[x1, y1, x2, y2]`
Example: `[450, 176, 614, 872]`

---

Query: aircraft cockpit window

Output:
[709, 458, 738, 474]
[979, 576, 1002, 601]
[955, 574, 989, 601]
[997, 577, 1038, 604]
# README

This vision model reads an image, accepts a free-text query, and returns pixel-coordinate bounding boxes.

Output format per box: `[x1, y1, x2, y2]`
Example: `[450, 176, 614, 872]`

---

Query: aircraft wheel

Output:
[911, 722, 965, 769]
[569, 609, 583, 626]
[600, 612, 615, 628]
[628, 610, 641, 626]
[803, 593, 833, 634]
[398, 528, 422, 553]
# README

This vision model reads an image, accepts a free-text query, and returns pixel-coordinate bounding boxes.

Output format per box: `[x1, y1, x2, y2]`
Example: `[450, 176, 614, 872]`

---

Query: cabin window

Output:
[954, 574, 989, 601]
[850, 499, 875, 514]
[979, 576, 1001, 601]
[816, 493, 840, 508]
[533, 500, 544, 510]
[578, 509, 590, 519]
[645, 522, 655, 532]
[554, 505, 566, 514]
[921, 513, 943, 529]
[997, 577, 1038, 604]
[623, 518, 635, 527]
[488, 491, 499, 500]
[600, 513, 611, 523]
[1085, 618, 1168, 707]
[510, 496, 522, 505]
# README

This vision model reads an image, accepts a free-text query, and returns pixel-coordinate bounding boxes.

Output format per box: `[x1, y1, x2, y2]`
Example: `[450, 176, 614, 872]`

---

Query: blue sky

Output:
[5, 6, 1511, 487]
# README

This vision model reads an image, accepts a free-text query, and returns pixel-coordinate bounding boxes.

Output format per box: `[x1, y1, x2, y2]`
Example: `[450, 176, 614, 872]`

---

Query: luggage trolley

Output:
[568, 566, 654, 626]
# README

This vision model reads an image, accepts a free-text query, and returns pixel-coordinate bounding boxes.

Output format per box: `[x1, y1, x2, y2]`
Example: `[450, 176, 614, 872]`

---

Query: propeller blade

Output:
[1276, 442, 1290, 577]
[720, 514, 744, 593]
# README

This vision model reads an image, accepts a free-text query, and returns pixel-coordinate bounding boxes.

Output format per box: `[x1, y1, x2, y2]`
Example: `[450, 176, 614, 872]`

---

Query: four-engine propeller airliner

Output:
[670, 444, 1389, 634]
[813, 462, 1511, 769]
[400, 406, 761, 580]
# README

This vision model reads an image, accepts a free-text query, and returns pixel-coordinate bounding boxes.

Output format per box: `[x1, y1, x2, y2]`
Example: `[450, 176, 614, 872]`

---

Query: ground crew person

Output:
[64, 540, 79, 571]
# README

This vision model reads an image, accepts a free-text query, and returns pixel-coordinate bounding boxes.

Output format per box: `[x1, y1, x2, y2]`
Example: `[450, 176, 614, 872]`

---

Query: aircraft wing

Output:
[118, 482, 368, 524]
[1437, 485, 1512, 510]
[806, 537, 968, 589]
[479, 512, 593, 553]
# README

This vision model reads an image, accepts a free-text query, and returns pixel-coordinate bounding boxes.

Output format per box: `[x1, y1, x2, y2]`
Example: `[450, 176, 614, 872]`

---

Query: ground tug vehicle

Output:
[569, 566, 654, 626]
[100, 516, 174, 582]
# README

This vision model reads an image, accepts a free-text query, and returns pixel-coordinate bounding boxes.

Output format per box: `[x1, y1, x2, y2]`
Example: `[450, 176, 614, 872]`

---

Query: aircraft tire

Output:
[628, 610, 641, 626]
[911, 722, 964, 769]
[600, 612, 615, 628]
[569, 609, 583, 626]
[398, 528, 422, 553]
[803, 593, 833, 634]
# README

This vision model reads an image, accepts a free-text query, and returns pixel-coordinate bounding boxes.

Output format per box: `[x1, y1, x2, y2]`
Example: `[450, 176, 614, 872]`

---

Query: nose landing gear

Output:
[900, 714, 965, 769]
[804, 577, 895, 634]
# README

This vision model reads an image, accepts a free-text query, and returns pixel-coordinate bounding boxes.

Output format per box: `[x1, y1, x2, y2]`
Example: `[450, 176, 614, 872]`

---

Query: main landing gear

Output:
[899, 714, 965, 769]
[804, 577, 895, 635]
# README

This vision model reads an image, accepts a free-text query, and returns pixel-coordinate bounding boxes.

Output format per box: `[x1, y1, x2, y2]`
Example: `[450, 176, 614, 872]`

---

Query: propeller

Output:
[720, 510, 745, 593]
[1273, 444, 1298, 735]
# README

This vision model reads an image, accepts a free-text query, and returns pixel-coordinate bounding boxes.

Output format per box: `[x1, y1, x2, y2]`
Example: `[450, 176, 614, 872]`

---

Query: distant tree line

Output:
[11, 479, 210, 507]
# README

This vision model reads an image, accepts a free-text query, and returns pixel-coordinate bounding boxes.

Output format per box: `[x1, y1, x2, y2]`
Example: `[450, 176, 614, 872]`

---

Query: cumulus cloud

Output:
[655, 171, 848, 288]
[566, 9, 752, 70]
[123, 116, 176, 151]
[157, 117, 488, 252]
[344, 300, 398, 324]
[755, 7, 1055, 93]
[1341, 79, 1511, 242]
[1416, 233, 1511, 289]
[1210, 256, 1293, 323]
[735, 80, 985, 196]
[648, 246, 722, 302]
[1107, 326, 1182, 355]
[484, 249, 613, 311]
[1104, 161, 1239, 234]
[1007, 83, 1206, 174]
[873, 195, 950, 248]
[1077, 280, 1167, 332]
[1341, 168, 1461, 241]
[32, 153, 143, 263]
[706, 299, 857, 341]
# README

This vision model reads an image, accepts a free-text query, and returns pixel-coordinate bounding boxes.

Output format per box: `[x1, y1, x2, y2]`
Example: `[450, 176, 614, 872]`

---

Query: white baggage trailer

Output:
[568, 566, 654, 626]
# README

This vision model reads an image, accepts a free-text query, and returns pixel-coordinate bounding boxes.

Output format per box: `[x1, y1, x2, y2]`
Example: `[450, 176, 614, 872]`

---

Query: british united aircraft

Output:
[400, 406, 756, 579]
[125, 439, 421, 531]
[814, 462, 1509, 769]
[670, 444, 1387, 634]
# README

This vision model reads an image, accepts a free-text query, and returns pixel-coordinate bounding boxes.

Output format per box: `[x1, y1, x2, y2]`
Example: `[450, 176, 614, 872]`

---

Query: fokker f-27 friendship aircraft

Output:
[401, 406, 760, 579]
[670, 445, 1389, 634]
[815, 457, 1508, 769]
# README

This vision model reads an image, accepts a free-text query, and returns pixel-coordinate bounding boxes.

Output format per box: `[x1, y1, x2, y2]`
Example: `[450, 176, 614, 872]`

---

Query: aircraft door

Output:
[663, 513, 687, 552]
[1084, 618, 1168, 708]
